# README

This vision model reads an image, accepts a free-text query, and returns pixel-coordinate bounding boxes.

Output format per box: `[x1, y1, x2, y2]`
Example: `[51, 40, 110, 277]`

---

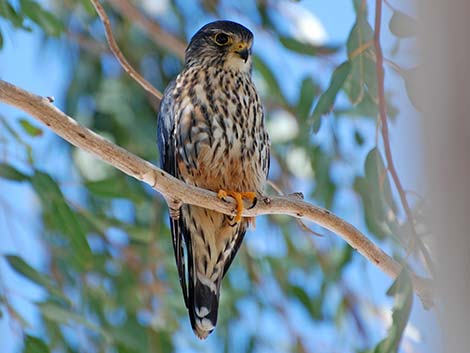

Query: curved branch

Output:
[107, 0, 186, 60]
[90, 0, 163, 101]
[373, 0, 435, 276]
[0, 79, 433, 308]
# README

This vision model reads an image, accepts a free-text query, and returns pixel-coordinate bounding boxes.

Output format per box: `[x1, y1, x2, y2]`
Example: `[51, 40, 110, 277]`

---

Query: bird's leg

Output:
[217, 190, 257, 223]
[167, 198, 182, 220]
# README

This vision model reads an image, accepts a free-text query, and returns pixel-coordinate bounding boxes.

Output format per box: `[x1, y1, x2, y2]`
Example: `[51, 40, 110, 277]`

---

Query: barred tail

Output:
[189, 274, 220, 339]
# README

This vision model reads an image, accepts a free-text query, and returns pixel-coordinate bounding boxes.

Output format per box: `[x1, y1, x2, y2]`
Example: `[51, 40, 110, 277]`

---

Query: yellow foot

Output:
[217, 190, 257, 223]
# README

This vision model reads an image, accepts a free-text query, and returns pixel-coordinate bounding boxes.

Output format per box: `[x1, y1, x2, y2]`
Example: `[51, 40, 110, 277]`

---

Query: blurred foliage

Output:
[0, 0, 423, 352]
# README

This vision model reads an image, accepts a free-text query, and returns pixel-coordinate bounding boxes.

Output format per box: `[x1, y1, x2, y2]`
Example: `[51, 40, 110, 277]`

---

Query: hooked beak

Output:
[236, 48, 250, 62]
[232, 41, 251, 63]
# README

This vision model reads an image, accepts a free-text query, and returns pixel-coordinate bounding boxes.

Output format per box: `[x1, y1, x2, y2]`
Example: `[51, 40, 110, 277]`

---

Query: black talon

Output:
[227, 216, 237, 227]
[248, 197, 257, 210]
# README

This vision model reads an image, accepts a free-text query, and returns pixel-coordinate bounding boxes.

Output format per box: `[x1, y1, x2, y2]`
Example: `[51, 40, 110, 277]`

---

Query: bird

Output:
[157, 20, 270, 339]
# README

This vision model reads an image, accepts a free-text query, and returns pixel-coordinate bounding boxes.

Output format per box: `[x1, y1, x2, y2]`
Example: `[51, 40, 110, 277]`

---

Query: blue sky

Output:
[0, 26, 71, 351]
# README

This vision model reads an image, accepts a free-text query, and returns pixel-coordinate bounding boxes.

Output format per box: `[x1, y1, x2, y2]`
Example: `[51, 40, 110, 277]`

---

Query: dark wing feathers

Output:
[157, 80, 176, 176]
[157, 81, 190, 308]
[222, 226, 247, 278]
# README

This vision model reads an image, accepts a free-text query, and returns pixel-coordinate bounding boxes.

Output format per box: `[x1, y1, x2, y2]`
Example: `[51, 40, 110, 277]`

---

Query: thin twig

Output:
[383, 57, 406, 77]
[267, 180, 324, 237]
[67, 31, 107, 55]
[0, 79, 434, 308]
[373, 0, 435, 277]
[89, 0, 162, 102]
[107, 0, 186, 60]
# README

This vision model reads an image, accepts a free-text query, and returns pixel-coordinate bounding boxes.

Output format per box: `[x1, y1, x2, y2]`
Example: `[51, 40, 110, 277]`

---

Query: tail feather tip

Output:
[194, 317, 215, 339]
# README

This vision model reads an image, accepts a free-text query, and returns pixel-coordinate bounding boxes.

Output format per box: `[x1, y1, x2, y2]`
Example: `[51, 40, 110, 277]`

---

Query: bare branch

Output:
[373, 0, 435, 276]
[267, 180, 324, 237]
[0, 79, 433, 308]
[107, 0, 186, 60]
[90, 0, 163, 102]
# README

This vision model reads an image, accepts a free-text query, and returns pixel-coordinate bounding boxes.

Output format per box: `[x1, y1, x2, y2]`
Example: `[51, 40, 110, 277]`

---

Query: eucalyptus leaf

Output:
[253, 55, 285, 103]
[0, 1, 24, 28]
[0, 163, 29, 181]
[39, 302, 112, 342]
[5, 255, 69, 301]
[279, 36, 339, 56]
[366, 271, 413, 353]
[85, 175, 144, 203]
[403, 67, 422, 110]
[19, 0, 64, 36]
[19, 118, 43, 137]
[31, 171, 92, 267]
[354, 148, 399, 240]
[389, 10, 417, 38]
[290, 285, 323, 320]
[345, 15, 375, 105]
[311, 61, 351, 132]
[297, 77, 319, 120]
[24, 335, 50, 353]
[311, 146, 336, 208]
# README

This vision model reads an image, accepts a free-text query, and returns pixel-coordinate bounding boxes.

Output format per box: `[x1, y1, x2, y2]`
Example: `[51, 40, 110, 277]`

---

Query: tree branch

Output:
[373, 0, 435, 276]
[106, 0, 186, 60]
[0, 79, 433, 308]
[90, 0, 163, 102]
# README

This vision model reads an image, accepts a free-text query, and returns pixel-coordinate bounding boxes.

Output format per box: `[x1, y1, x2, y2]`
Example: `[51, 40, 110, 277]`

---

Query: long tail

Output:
[189, 274, 220, 339]
[174, 205, 247, 339]
[173, 213, 220, 339]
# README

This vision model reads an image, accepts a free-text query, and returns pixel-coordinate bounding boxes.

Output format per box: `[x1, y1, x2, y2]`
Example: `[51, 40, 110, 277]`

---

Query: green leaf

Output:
[354, 176, 387, 239]
[85, 175, 143, 203]
[78, 0, 96, 15]
[19, 118, 43, 137]
[345, 15, 375, 104]
[39, 302, 112, 342]
[23, 335, 50, 353]
[403, 68, 421, 110]
[330, 244, 353, 276]
[253, 55, 285, 103]
[125, 225, 153, 243]
[6, 303, 30, 328]
[5, 255, 69, 301]
[352, 0, 368, 15]
[365, 148, 396, 213]
[354, 129, 365, 145]
[311, 61, 351, 132]
[311, 146, 336, 208]
[389, 11, 417, 38]
[290, 285, 323, 320]
[297, 77, 319, 120]
[19, 0, 64, 36]
[0, 2, 24, 28]
[279, 36, 339, 56]
[364, 56, 378, 102]
[0, 30, 3, 49]
[0, 115, 35, 163]
[31, 171, 92, 267]
[354, 148, 399, 240]
[371, 271, 413, 353]
[0, 163, 29, 181]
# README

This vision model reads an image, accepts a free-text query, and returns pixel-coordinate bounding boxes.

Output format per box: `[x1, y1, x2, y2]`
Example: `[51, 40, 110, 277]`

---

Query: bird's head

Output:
[184, 20, 254, 73]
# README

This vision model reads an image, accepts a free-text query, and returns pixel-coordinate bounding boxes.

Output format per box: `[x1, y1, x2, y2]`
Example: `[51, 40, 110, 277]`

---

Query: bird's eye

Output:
[214, 33, 230, 46]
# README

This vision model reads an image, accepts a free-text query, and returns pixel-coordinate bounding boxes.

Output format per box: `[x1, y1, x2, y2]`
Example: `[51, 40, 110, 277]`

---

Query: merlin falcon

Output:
[157, 20, 270, 339]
